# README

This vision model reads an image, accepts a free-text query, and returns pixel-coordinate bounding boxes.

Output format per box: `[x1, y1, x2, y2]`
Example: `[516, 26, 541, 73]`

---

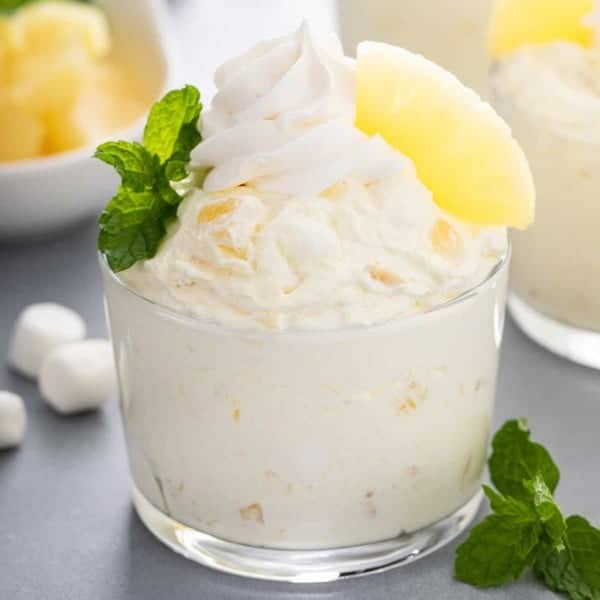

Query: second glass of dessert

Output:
[338, 0, 496, 96]
[491, 0, 600, 367]
[99, 25, 534, 581]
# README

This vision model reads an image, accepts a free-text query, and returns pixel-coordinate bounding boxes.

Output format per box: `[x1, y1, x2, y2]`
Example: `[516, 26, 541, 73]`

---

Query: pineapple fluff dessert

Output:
[120, 25, 532, 330]
[101, 25, 533, 555]
[491, 0, 600, 336]
[0, 1, 148, 162]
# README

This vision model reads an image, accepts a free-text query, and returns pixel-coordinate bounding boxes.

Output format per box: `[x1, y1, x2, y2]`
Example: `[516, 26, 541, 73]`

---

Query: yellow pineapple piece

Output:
[43, 104, 86, 154]
[240, 503, 264, 524]
[217, 245, 248, 260]
[430, 218, 463, 258]
[489, 0, 595, 57]
[10, 46, 87, 115]
[0, 100, 43, 161]
[81, 63, 146, 137]
[368, 265, 403, 286]
[355, 42, 535, 228]
[198, 199, 236, 224]
[0, 17, 11, 87]
[0, 2, 144, 159]
[10, 0, 110, 58]
[44, 64, 146, 153]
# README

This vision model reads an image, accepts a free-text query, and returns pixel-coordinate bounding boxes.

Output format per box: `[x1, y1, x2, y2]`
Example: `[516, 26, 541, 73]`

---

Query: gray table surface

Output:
[2, 3, 599, 598]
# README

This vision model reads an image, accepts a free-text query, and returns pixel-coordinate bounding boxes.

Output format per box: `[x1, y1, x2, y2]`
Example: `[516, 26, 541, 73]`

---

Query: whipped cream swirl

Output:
[191, 24, 407, 196]
[122, 25, 506, 330]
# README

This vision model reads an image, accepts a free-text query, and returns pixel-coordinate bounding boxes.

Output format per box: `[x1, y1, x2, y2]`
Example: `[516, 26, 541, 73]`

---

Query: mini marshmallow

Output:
[8, 303, 86, 378]
[0, 391, 27, 449]
[39, 339, 117, 415]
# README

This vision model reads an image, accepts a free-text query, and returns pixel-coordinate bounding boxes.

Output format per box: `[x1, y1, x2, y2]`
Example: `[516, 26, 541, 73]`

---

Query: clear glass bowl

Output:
[492, 65, 600, 369]
[101, 252, 509, 582]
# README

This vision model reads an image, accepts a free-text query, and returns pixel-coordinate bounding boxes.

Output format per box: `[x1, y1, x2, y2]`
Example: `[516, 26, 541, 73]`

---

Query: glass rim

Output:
[99, 244, 510, 336]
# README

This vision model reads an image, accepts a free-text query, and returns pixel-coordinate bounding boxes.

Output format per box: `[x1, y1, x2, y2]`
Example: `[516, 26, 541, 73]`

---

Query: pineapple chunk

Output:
[489, 0, 595, 57]
[355, 42, 535, 229]
[9, 46, 87, 115]
[0, 1, 146, 161]
[10, 0, 110, 58]
[0, 17, 13, 89]
[44, 64, 145, 153]
[0, 100, 43, 161]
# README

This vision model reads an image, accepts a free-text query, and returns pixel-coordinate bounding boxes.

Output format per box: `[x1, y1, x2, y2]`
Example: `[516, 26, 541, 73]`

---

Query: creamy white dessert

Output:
[101, 23, 532, 564]
[122, 26, 505, 330]
[104, 262, 507, 548]
[338, 0, 495, 96]
[492, 19, 600, 333]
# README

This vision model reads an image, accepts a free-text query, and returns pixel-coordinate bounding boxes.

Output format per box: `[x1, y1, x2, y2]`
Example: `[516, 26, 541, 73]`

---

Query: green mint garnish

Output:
[95, 85, 202, 272]
[535, 516, 600, 600]
[455, 486, 541, 586]
[143, 84, 202, 175]
[526, 474, 566, 549]
[455, 419, 600, 599]
[489, 417, 560, 500]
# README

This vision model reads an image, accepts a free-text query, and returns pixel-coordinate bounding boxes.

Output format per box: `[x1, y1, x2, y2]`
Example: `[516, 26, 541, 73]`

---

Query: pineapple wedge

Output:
[489, 0, 595, 57]
[355, 42, 535, 229]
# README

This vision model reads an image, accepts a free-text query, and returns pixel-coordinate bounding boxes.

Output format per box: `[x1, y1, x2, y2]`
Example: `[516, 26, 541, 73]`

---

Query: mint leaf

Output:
[535, 546, 600, 600]
[483, 485, 537, 525]
[98, 190, 174, 272]
[455, 512, 541, 587]
[157, 176, 181, 206]
[456, 487, 541, 587]
[95, 142, 158, 191]
[535, 517, 600, 599]
[143, 85, 202, 168]
[96, 85, 202, 272]
[525, 474, 566, 549]
[164, 119, 202, 181]
[567, 517, 600, 589]
[0, 0, 33, 10]
[489, 419, 560, 500]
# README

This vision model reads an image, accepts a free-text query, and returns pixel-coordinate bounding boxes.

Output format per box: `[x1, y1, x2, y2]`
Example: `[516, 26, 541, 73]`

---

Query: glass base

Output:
[131, 484, 482, 583]
[509, 294, 600, 370]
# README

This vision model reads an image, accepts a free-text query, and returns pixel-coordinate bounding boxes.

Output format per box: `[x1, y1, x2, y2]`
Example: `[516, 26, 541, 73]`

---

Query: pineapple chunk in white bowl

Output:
[0, 0, 178, 241]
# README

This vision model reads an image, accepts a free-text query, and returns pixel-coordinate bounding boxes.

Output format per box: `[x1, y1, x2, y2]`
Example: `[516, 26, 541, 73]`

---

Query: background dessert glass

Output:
[337, 0, 495, 96]
[492, 63, 600, 369]
[101, 251, 509, 582]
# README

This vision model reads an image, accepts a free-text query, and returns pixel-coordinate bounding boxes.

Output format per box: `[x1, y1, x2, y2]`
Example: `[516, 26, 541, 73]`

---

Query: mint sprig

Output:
[455, 419, 600, 599]
[95, 85, 202, 272]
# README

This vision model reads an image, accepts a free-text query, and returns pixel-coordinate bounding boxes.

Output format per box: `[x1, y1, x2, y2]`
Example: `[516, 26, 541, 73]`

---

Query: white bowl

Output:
[0, 0, 178, 241]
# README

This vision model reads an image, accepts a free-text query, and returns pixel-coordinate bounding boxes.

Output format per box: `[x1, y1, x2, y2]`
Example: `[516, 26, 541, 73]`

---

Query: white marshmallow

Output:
[0, 391, 27, 449]
[8, 303, 86, 378]
[39, 339, 117, 415]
